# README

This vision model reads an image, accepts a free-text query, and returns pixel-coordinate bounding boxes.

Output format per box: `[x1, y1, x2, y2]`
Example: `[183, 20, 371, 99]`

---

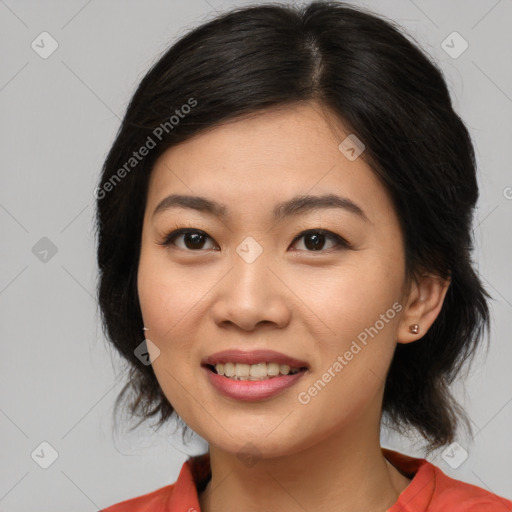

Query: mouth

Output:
[202, 349, 310, 374]
[201, 350, 310, 400]
[201, 360, 309, 402]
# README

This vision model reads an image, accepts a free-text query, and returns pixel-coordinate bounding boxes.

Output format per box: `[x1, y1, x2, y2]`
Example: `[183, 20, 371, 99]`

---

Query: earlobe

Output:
[397, 272, 451, 344]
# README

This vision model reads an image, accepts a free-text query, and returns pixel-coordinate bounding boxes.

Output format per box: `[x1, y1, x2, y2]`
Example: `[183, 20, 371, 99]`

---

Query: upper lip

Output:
[202, 349, 309, 369]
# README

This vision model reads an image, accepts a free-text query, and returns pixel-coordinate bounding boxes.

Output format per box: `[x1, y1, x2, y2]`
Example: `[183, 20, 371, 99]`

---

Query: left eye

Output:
[291, 230, 348, 251]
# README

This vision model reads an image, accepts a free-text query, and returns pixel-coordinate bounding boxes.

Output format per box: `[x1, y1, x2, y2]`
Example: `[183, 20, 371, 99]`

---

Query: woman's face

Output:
[137, 102, 411, 457]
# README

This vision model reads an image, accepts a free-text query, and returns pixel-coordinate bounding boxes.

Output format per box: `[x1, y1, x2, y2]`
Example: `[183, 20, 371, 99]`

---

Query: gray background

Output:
[1, 0, 511, 510]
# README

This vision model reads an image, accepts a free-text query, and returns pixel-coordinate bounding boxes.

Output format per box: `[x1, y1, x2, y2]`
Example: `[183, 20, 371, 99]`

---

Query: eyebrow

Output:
[152, 193, 370, 223]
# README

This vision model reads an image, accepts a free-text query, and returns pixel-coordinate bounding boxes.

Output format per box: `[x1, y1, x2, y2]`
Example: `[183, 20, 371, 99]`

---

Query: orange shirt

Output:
[100, 448, 512, 511]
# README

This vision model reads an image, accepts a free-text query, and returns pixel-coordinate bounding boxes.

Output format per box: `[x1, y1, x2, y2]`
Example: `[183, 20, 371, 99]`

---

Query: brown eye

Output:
[160, 229, 217, 251]
[290, 230, 350, 252]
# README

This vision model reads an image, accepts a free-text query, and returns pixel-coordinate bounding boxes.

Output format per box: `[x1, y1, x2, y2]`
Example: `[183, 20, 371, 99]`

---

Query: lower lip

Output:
[202, 366, 307, 402]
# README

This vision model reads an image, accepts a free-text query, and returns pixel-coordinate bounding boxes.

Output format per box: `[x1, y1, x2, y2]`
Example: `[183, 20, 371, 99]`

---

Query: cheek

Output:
[295, 270, 401, 421]
[137, 253, 201, 415]
[137, 248, 205, 337]
[294, 261, 403, 399]
[294, 256, 402, 337]
[136, 247, 217, 401]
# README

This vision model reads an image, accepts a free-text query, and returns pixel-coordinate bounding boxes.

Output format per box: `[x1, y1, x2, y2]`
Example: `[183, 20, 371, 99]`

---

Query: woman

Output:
[96, 1, 512, 510]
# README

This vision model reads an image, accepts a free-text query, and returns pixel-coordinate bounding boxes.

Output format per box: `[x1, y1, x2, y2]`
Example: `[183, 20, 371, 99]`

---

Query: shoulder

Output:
[384, 448, 512, 512]
[428, 462, 512, 511]
[98, 452, 210, 512]
[99, 483, 175, 512]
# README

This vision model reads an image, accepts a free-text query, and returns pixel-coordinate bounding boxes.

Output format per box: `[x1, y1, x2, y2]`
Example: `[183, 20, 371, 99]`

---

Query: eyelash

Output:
[157, 226, 352, 253]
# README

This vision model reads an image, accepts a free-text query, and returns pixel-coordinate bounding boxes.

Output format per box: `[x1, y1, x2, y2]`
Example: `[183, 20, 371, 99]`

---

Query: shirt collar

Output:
[166, 448, 434, 512]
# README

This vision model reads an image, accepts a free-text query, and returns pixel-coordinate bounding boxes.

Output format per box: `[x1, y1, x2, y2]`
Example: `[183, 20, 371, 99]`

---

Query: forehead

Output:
[147, 102, 394, 223]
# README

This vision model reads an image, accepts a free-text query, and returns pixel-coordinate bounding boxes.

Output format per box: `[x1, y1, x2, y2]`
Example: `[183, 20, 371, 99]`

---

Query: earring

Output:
[143, 327, 149, 332]
[409, 324, 419, 334]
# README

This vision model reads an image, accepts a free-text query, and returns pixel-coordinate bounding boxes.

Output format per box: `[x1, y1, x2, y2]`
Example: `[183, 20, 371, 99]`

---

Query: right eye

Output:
[158, 228, 218, 251]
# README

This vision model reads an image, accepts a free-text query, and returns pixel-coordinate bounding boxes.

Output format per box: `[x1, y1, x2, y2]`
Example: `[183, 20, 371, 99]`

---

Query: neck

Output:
[198, 421, 411, 512]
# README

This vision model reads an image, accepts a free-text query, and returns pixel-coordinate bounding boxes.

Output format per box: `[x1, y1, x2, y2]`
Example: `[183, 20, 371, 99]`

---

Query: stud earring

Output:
[409, 324, 419, 334]
[143, 327, 149, 332]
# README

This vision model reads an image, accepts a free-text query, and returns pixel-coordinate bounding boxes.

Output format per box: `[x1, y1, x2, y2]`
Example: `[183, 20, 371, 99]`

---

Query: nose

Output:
[209, 246, 291, 331]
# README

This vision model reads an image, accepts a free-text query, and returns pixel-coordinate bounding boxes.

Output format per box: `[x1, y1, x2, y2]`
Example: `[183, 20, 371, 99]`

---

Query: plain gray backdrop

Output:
[1, 0, 511, 510]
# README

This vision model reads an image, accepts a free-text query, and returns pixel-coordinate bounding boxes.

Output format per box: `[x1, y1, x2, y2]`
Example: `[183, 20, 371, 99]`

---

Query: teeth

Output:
[213, 362, 303, 380]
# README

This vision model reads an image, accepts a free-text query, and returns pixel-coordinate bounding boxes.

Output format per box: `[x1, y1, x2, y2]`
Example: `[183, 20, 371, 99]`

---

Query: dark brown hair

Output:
[95, 1, 491, 453]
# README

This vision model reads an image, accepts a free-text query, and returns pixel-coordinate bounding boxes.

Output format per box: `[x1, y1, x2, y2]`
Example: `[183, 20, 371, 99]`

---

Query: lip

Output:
[201, 349, 310, 368]
[202, 365, 308, 402]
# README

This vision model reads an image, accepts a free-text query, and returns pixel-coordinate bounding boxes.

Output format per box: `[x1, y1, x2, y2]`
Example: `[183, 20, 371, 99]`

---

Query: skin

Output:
[137, 101, 450, 512]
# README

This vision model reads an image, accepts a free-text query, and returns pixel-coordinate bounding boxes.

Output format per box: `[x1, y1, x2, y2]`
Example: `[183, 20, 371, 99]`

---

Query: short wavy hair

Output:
[95, 1, 492, 453]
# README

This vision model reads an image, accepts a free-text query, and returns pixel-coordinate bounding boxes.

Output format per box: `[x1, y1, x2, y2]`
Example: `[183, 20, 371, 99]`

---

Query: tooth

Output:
[213, 361, 303, 379]
[224, 362, 235, 377]
[279, 364, 291, 375]
[248, 375, 269, 381]
[235, 363, 250, 377]
[266, 362, 280, 376]
[249, 362, 267, 378]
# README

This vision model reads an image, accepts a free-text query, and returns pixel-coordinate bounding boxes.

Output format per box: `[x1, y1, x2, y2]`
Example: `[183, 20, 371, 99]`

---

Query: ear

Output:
[397, 271, 451, 344]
